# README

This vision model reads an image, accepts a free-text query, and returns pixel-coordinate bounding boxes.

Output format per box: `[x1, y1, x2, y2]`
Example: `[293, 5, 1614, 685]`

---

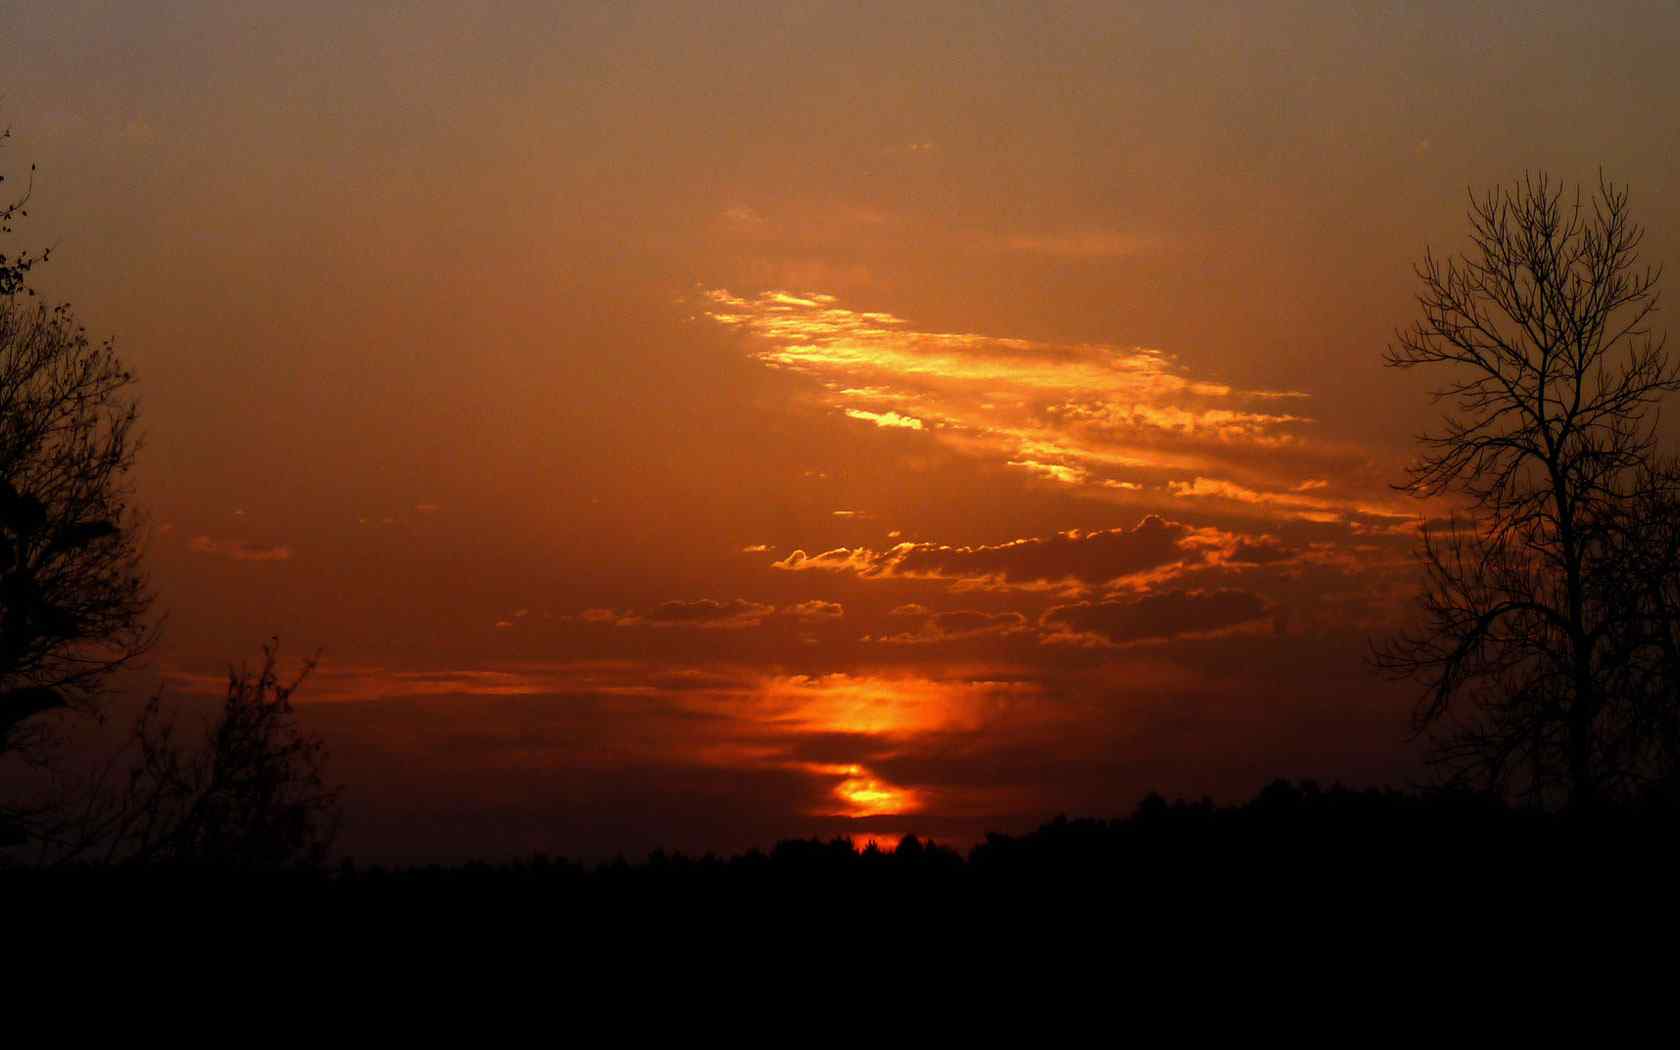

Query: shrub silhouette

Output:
[27, 642, 340, 870]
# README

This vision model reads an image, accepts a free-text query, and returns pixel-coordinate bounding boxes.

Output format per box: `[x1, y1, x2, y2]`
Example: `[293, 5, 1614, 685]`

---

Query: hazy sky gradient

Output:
[6, 1, 1679, 858]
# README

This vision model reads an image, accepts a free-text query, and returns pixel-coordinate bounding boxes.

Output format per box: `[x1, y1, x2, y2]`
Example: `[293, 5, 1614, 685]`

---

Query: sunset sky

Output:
[6, 1, 1680, 859]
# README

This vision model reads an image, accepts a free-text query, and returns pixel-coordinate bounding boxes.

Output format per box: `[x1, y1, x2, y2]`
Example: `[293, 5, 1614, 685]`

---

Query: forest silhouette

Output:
[9, 779, 1674, 913]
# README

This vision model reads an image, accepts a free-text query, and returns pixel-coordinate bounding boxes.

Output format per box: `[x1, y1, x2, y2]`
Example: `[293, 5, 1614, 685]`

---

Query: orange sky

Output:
[6, 1, 1680, 859]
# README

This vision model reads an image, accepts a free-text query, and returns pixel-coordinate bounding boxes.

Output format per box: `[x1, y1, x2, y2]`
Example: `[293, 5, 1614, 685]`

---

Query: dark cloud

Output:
[779, 731, 902, 766]
[1042, 588, 1270, 645]
[893, 515, 1193, 583]
[650, 599, 775, 627]
[1226, 536, 1296, 565]
[872, 609, 1030, 646]
[581, 599, 777, 630]
[579, 599, 844, 630]
[775, 515, 1215, 589]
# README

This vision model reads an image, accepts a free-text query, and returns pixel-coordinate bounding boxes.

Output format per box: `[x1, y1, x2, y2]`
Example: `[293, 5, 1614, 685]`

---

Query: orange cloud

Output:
[753, 671, 1038, 737]
[1008, 459, 1089, 485]
[784, 599, 845, 621]
[829, 770, 917, 816]
[700, 288, 1411, 522]
[1169, 479, 1428, 538]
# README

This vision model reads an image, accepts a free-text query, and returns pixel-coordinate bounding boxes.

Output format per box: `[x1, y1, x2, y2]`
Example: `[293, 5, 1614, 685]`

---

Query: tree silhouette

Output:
[28, 642, 341, 869]
[0, 123, 152, 772]
[0, 299, 151, 765]
[0, 126, 49, 297]
[0, 124, 339, 869]
[1376, 173, 1680, 807]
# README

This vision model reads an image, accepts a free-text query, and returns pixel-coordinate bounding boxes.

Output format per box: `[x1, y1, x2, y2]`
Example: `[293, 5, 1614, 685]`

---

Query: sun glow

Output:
[849, 833, 904, 853]
[834, 773, 917, 817]
[757, 672, 1010, 735]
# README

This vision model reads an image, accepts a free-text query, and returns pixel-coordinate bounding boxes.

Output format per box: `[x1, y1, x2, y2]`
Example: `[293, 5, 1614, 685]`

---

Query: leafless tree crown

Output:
[1378, 173, 1680, 806]
[24, 643, 340, 868]
[0, 298, 154, 760]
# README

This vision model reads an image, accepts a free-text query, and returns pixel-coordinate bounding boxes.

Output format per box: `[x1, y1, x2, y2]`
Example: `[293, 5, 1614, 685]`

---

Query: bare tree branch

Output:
[1376, 173, 1680, 808]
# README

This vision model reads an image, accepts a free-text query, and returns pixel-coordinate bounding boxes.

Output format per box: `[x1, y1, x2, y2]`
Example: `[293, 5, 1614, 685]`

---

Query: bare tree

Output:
[0, 126, 49, 297]
[1376, 173, 1680, 808]
[0, 303, 153, 758]
[0, 299, 153, 762]
[28, 642, 341, 869]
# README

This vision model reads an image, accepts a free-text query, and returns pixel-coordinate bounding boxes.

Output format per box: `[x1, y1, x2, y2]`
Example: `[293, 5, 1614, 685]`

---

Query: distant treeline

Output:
[10, 780, 1678, 901]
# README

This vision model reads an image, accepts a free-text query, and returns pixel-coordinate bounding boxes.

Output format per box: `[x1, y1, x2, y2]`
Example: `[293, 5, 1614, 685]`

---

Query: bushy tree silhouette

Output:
[1377, 174, 1680, 807]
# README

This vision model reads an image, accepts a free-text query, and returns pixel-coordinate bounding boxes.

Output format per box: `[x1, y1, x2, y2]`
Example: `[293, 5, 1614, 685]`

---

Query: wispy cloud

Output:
[1003, 231, 1152, 260]
[578, 598, 846, 630]
[1041, 589, 1272, 647]
[845, 408, 923, 430]
[784, 599, 845, 622]
[188, 536, 292, 562]
[698, 289, 1400, 519]
[719, 204, 772, 236]
[1168, 476, 1419, 528]
[869, 609, 1031, 646]
[581, 598, 777, 630]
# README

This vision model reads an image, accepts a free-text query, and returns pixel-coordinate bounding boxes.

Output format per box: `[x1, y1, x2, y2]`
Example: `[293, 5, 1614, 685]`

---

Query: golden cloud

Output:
[844, 408, 924, 429]
[702, 288, 1411, 523]
[784, 599, 846, 621]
